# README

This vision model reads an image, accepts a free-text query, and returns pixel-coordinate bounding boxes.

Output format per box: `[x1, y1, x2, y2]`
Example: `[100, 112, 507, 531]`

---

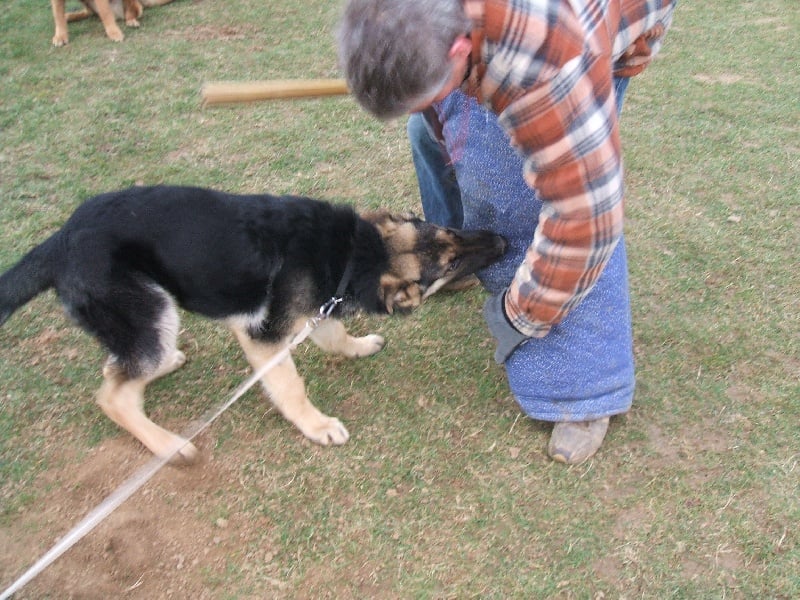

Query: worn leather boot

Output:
[548, 417, 610, 464]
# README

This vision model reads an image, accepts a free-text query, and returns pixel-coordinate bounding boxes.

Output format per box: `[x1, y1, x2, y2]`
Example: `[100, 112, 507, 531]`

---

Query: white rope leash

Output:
[0, 310, 328, 600]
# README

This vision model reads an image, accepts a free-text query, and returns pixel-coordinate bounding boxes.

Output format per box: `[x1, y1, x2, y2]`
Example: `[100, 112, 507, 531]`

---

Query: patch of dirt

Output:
[0, 435, 269, 599]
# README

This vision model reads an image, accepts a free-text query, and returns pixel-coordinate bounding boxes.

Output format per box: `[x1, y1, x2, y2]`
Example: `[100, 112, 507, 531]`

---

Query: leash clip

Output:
[303, 297, 343, 335]
[319, 296, 343, 320]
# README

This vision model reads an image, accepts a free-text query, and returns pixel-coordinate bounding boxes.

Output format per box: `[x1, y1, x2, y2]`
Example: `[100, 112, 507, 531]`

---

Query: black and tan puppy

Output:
[0, 185, 506, 461]
[51, 0, 176, 46]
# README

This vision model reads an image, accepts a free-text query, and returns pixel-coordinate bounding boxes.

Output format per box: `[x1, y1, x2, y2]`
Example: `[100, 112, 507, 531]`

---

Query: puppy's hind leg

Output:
[90, 284, 195, 462]
[97, 361, 198, 463]
[146, 347, 186, 382]
[231, 325, 349, 446]
[309, 318, 385, 358]
[147, 291, 187, 383]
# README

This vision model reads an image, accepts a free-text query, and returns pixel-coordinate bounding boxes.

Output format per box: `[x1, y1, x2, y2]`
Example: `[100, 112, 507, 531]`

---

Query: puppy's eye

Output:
[446, 259, 461, 273]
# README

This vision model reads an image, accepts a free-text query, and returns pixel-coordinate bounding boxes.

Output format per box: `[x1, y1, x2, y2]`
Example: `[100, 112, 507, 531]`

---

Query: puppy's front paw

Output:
[303, 415, 350, 446]
[52, 33, 69, 47]
[126, 18, 141, 27]
[352, 334, 385, 357]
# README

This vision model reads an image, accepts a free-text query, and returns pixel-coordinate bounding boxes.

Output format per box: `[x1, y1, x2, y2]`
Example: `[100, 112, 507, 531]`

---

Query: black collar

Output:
[319, 240, 356, 318]
[335, 252, 355, 299]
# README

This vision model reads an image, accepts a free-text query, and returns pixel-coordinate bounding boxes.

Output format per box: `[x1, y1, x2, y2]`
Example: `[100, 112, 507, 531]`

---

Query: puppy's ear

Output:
[363, 211, 398, 238]
[394, 283, 423, 312]
[379, 273, 401, 314]
[379, 274, 424, 314]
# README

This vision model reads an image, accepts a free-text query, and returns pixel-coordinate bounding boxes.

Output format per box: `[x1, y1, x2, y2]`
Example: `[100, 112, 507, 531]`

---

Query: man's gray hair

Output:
[337, 0, 471, 120]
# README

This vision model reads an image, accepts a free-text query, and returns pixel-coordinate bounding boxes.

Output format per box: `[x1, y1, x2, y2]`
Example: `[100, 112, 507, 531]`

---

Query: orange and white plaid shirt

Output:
[462, 0, 675, 337]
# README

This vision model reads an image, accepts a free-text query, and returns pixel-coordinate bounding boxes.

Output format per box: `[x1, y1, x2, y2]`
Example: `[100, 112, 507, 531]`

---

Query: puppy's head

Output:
[364, 211, 507, 313]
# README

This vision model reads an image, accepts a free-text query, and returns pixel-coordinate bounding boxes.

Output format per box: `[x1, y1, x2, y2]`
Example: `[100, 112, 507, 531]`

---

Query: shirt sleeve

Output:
[613, 0, 677, 77]
[478, 0, 623, 338]
[478, 0, 675, 338]
[498, 52, 624, 338]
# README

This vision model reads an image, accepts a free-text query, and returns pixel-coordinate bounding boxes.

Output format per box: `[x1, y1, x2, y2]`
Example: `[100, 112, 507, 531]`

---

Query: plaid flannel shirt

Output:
[462, 0, 675, 337]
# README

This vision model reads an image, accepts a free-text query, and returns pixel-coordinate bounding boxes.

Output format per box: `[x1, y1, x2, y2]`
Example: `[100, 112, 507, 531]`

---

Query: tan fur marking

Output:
[378, 273, 403, 313]
[387, 222, 419, 253]
[393, 283, 423, 311]
[309, 318, 385, 358]
[365, 212, 420, 253]
[96, 357, 197, 463]
[230, 324, 350, 446]
[389, 253, 421, 282]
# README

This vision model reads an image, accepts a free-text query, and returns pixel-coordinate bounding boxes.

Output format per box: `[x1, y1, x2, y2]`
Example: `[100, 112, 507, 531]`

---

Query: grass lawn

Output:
[1, 1, 798, 598]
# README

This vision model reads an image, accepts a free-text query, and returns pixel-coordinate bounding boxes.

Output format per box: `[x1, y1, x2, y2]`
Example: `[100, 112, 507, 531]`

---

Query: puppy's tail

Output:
[0, 234, 61, 327]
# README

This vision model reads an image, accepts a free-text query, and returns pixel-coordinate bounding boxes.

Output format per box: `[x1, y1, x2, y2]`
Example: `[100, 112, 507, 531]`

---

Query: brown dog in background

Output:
[51, 0, 176, 46]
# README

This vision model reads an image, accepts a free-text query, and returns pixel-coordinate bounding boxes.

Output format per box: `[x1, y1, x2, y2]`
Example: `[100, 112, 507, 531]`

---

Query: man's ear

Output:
[449, 35, 472, 60]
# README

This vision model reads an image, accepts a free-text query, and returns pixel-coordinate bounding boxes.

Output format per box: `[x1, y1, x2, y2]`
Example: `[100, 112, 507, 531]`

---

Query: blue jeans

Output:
[407, 109, 464, 228]
[407, 77, 635, 422]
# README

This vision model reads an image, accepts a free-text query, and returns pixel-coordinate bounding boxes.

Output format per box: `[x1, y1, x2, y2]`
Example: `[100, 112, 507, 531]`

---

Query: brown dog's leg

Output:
[231, 326, 349, 445]
[123, 0, 143, 27]
[92, 0, 125, 41]
[96, 355, 197, 462]
[51, 0, 70, 46]
[309, 319, 385, 358]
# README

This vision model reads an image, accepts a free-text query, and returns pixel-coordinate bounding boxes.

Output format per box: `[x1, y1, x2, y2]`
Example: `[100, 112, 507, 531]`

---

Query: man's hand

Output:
[483, 292, 529, 364]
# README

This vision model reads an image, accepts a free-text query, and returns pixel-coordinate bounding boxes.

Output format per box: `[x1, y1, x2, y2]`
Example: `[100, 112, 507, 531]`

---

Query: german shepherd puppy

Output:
[51, 0, 176, 46]
[0, 185, 506, 461]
